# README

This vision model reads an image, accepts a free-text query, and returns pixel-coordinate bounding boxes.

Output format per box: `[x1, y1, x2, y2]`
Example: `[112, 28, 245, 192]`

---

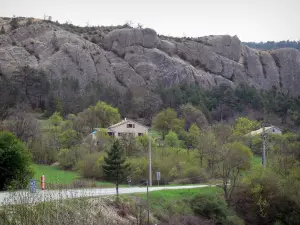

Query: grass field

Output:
[33, 164, 117, 188]
[33, 164, 80, 185]
[135, 187, 220, 216]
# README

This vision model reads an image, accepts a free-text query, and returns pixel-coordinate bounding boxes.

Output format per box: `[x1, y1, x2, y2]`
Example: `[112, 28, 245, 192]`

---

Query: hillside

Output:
[1, 17, 300, 93]
[1, 17, 300, 126]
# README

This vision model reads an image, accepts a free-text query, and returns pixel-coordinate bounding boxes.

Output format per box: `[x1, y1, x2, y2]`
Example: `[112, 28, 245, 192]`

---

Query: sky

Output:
[1, 0, 300, 42]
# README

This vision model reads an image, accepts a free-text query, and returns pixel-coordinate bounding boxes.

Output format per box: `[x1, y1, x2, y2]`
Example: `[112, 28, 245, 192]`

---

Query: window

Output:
[273, 129, 275, 132]
[118, 132, 122, 136]
[138, 133, 143, 136]
[108, 132, 114, 136]
[127, 124, 135, 128]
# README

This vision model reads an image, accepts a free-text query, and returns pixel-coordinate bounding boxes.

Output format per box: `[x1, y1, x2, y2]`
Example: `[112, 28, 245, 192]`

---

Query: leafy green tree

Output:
[58, 145, 87, 170]
[59, 129, 80, 149]
[0, 132, 33, 190]
[233, 117, 260, 136]
[103, 140, 129, 199]
[152, 108, 178, 140]
[49, 112, 63, 126]
[186, 123, 200, 148]
[94, 101, 120, 127]
[220, 141, 253, 203]
[197, 130, 219, 171]
[152, 108, 184, 140]
[136, 135, 149, 152]
[165, 131, 180, 148]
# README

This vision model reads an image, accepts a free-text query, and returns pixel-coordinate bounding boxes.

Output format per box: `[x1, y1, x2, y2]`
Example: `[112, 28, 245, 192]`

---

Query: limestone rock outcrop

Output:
[1, 17, 300, 97]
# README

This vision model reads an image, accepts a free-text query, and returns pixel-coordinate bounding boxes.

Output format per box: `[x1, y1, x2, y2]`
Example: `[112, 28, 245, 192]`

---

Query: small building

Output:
[107, 118, 149, 137]
[246, 126, 282, 136]
[90, 118, 149, 139]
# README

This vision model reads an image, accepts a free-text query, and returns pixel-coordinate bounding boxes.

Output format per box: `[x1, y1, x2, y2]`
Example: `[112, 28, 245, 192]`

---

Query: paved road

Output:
[0, 185, 212, 205]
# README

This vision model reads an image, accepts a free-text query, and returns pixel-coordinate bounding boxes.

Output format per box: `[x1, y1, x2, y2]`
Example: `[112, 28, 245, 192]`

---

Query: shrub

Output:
[78, 152, 104, 179]
[58, 146, 87, 170]
[0, 132, 34, 190]
[191, 193, 229, 224]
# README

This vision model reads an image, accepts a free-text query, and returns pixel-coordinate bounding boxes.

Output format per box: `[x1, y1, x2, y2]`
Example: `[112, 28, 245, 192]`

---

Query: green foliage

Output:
[165, 131, 180, 148]
[49, 112, 63, 126]
[94, 101, 120, 127]
[33, 164, 79, 184]
[233, 117, 260, 136]
[245, 40, 300, 51]
[78, 152, 104, 179]
[0, 132, 33, 190]
[103, 139, 129, 196]
[186, 123, 200, 148]
[191, 193, 230, 224]
[136, 135, 149, 152]
[152, 108, 178, 139]
[59, 129, 80, 148]
[233, 169, 300, 225]
[58, 146, 87, 170]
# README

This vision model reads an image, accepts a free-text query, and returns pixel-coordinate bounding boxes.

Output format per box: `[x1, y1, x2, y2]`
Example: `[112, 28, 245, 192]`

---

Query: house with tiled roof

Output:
[92, 118, 149, 139]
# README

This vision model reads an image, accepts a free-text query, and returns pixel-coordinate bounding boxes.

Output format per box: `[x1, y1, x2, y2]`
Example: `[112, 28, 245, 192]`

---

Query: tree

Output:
[233, 117, 260, 136]
[49, 112, 63, 126]
[179, 104, 208, 130]
[103, 139, 129, 199]
[165, 131, 180, 148]
[0, 132, 33, 190]
[119, 133, 139, 157]
[59, 129, 80, 148]
[219, 141, 252, 204]
[152, 108, 178, 140]
[197, 130, 219, 170]
[186, 123, 200, 148]
[3, 112, 39, 144]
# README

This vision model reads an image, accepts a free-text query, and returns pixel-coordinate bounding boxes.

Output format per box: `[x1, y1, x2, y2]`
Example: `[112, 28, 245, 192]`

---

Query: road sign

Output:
[156, 172, 161, 181]
[29, 179, 36, 193]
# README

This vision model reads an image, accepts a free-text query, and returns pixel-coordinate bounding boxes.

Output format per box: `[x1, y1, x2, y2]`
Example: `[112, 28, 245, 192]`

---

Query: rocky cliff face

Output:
[1, 17, 300, 97]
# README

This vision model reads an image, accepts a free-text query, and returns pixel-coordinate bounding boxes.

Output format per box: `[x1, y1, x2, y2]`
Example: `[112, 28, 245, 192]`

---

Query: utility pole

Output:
[146, 180, 150, 225]
[148, 132, 152, 186]
[262, 121, 267, 168]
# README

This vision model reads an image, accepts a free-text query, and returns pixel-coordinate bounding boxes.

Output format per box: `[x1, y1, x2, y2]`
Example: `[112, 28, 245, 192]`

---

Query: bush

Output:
[0, 132, 34, 190]
[78, 153, 104, 179]
[58, 146, 87, 170]
[191, 193, 229, 224]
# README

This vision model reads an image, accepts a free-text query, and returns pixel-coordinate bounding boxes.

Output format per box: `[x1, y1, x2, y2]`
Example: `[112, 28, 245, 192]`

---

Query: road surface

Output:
[0, 185, 212, 205]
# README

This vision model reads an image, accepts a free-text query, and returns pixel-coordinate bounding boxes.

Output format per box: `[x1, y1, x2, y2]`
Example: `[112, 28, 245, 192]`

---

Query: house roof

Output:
[247, 126, 281, 136]
[107, 118, 149, 130]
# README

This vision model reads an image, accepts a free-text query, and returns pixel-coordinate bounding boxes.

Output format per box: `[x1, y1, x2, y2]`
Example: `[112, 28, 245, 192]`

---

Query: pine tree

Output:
[103, 139, 129, 199]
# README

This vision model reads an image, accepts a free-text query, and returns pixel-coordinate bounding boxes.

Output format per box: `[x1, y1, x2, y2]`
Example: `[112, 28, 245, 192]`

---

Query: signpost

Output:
[156, 171, 161, 186]
[29, 179, 36, 193]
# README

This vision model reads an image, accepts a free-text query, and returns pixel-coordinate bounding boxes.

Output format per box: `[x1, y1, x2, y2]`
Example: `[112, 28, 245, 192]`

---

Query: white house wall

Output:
[109, 121, 148, 137]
